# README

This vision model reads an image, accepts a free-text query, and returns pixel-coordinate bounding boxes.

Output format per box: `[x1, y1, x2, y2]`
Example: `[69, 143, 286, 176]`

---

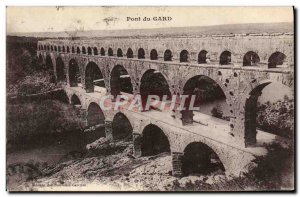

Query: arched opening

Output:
[86, 102, 106, 143]
[71, 94, 81, 106]
[51, 46, 53, 51]
[45, 55, 56, 83]
[108, 48, 113, 56]
[112, 112, 133, 141]
[100, 48, 105, 56]
[245, 82, 293, 145]
[150, 49, 158, 60]
[69, 59, 80, 87]
[67, 46, 70, 53]
[54, 46, 57, 51]
[243, 51, 260, 66]
[198, 50, 208, 64]
[38, 54, 44, 67]
[62, 46, 65, 52]
[46, 55, 53, 70]
[141, 124, 170, 156]
[87, 47, 92, 55]
[110, 65, 133, 99]
[220, 51, 231, 65]
[182, 142, 225, 176]
[127, 48, 133, 58]
[85, 62, 105, 93]
[182, 75, 228, 125]
[76, 47, 80, 54]
[72, 47, 75, 53]
[164, 49, 172, 61]
[140, 69, 171, 111]
[117, 48, 123, 57]
[138, 48, 145, 59]
[56, 57, 66, 82]
[180, 50, 189, 62]
[82, 46, 86, 54]
[47, 45, 50, 51]
[268, 52, 287, 68]
[58, 46, 61, 52]
[93, 47, 98, 55]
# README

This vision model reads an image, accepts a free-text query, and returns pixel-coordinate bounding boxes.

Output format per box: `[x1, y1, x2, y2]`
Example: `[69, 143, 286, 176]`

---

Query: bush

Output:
[256, 96, 294, 138]
[7, 100, 84, 145]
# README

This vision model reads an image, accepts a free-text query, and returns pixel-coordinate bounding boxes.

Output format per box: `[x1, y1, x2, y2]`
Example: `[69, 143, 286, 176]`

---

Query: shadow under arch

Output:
[112, 112, 133, 141]
[182, 142, 225, 176]
[68, 59, 80, 87]
[141, 124, 171, 156]
[140, 69, 172, 111]
[45, 55, 56, 83]
[70, 94, 81, 106]
[86, 102, 106, 143]
[56, 57, 66, 82]
[85, 62, 105, 93]
[110, 65, 133, 100]
[181, 75, 228, 125]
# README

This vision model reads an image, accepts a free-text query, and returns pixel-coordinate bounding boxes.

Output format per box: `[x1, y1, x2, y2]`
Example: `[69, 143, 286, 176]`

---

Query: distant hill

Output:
[8, 22, 293, 39]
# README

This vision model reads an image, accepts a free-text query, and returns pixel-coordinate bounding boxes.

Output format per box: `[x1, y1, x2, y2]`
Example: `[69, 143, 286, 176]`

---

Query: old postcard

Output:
[6, 6, 294, 192]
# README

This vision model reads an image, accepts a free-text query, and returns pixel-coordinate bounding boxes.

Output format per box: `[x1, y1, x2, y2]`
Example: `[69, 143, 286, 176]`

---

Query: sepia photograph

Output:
[5, 6, 295, 192]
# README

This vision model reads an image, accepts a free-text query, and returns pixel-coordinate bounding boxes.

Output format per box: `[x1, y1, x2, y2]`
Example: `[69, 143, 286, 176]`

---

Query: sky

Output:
[6, 6, 294, 33]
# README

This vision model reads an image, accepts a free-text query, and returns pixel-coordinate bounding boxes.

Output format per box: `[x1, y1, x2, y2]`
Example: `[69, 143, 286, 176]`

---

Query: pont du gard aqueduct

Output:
[36, 26, 294, 177]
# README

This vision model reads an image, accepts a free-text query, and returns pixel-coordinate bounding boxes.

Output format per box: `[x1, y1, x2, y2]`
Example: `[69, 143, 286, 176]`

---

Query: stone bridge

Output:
[36, 31, 294, 177]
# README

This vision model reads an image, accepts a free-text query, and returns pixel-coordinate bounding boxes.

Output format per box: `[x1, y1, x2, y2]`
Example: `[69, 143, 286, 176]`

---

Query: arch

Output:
[244, 80, 293, 145]
[58, 46, 61, 52]
[82, 46, 86, 54]
[45, 55, 53, 70]
[44, 45, 46, 50]
[76, 47, 81, 54]
[127, 48, 133, 58]
[180, 50, 189, 62]
[140, 69, 172, 111]
[268, 52, 287, 68]
[112, 112, 133, 140]
[220, 51, 231, 65]
[100, 47, 105, 56]
[138, 48, 145, 59]
[72, 46, 75, 53]
[198, 50, 208, 64]
[117, 48, 123, 57]
[62, 46, 65, 52]
[87, 47, 92, 55]
[38, 54, 44, 67]
[50, 46, 53, 51]
[150, 49, 158, 60]
[181, 75, 228, 125]
[45, 55, 56, 83]
[141, 124, 171, 156]
[54, 46, 57, 51]
[164, 49, 172, 61]
[93, 47, 98, 55]
[70, 94, 81, 105]
[47, 45, 50, 51]
[110, 65, 133, 99]
[67, 46, 70, 53]
[182, 142, 225, 176]
[68, 59, 80, 87]
[243, 51, 260, 66]
[86, 102, 106, 142]
[85, 62, 105, 93]
[56, 57, 66, 82]
[108, 48, 113, 56]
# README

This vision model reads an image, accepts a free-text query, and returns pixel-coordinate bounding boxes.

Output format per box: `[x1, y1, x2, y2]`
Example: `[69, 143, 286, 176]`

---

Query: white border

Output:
[0, 0, 298, 196]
